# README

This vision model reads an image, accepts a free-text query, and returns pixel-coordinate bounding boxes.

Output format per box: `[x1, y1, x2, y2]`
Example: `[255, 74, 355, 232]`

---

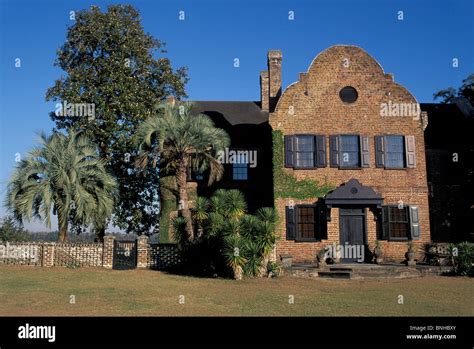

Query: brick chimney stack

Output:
[268, 50, 282, 112]
[260, 50, 282, 113]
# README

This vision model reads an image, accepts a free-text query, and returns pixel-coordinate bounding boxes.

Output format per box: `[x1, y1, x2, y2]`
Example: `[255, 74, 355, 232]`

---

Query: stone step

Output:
[318, 271, 352, 279]
[352, 270, 420, 279]
[328, 267, 353, 272]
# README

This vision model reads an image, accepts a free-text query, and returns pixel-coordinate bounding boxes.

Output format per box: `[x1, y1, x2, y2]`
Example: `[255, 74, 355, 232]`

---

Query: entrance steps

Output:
[290, 263, 424, 280]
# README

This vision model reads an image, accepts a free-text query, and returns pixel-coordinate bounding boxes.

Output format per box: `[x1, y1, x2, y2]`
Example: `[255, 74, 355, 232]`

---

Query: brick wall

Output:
[54, 243, 103, 267]
[0, 237, 182, 270]
[0, 242, 43, 266]
[269, 45, 431, 263]
[0, 241, 103, 267]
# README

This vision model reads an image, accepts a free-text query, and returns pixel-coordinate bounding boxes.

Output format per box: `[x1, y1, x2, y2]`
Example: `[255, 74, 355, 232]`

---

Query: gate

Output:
[113, 240, 137, 270]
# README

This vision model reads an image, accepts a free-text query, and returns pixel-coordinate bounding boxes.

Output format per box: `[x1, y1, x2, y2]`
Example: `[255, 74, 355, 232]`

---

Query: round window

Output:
[339, 86, 358, 103]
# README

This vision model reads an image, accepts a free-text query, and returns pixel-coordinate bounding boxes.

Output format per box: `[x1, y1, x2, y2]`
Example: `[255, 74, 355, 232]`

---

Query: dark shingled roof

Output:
[192, 101, 269, 126]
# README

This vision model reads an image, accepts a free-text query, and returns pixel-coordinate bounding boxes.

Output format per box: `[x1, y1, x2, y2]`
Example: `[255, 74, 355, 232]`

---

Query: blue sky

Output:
[0, 0, 472, 231]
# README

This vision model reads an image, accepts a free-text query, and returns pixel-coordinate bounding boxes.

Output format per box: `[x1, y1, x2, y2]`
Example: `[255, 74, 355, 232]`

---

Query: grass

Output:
[0, 265, 473, 316]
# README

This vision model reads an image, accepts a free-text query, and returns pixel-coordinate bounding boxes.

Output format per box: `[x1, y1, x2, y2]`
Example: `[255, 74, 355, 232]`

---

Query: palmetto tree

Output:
[205, 190, 278, 279]
[134, 102, 230, 241]
[5, 129, 117, 242]
[207, 189, 248, 280]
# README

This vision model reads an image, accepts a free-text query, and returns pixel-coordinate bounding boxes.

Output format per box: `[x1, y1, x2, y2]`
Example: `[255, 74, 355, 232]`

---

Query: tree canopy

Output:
[46, 5, 189, 237]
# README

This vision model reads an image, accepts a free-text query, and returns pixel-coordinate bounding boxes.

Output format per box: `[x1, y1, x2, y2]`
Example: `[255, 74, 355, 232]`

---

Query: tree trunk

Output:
[57, 205, 68, 243]
[94, 225, 106, 243]
[233, 265, 243, 280]
[257, 254, 270, 278]
[176, 160, 194, 242]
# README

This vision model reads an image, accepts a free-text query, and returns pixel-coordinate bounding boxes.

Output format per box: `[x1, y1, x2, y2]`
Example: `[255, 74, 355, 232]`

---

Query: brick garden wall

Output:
[0, 236, 181, 270]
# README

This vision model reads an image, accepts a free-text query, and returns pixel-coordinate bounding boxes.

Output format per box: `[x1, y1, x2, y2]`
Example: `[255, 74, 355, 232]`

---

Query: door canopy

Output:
[324, 179, 383, 206]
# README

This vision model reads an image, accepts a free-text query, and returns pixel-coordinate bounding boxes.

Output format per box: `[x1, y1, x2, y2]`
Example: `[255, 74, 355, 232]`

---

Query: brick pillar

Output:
[103, 235, 115, 269]
[41, 243, 55, 267]
[136, 235, 149, 268]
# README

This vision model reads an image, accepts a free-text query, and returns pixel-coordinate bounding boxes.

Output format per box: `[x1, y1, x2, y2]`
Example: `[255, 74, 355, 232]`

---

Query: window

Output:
[385, 136, 405, 168]
[375, 135, 416, 169]
[284, 135, 326, 169]
[330, 135, 369, 168]
[295, 136, 315, 168]
[381, 205, 420, 240]
[285, 205, 327, 241]
[298, 206, 317, 240]
[339, 135, 360, 168]
[232, 153, 248, 180]
[339, 86, 358, 103]
[388, 206, 410, 239]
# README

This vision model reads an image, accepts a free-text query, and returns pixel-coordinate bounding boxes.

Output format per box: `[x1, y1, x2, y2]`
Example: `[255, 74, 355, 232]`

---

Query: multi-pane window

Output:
[295, 136, 315, 168]
[385, 136, 405, 168]
[297, 206, 317, 240]
[339, 135, 360, 168]
[375, 135, 416, 169]
[232, 153, 248, 180]
[388, 206, 410, 239]
[285, 135, 326, 169]
[381, 205, 420, 240]
[285, 205, 327, 241]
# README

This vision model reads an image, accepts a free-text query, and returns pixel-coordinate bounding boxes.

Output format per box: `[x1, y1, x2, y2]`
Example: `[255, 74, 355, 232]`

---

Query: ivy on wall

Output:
[272, 130, 334, 200]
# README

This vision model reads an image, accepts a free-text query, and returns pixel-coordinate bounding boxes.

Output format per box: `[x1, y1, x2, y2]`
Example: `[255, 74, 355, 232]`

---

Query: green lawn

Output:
[0, 265, 472, 316]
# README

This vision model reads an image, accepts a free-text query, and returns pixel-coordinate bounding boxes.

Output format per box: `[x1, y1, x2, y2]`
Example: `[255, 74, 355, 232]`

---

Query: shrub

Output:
[449, 242, 474, 276]
[0, 216, 30, 242]
[180, 189, 279, 279]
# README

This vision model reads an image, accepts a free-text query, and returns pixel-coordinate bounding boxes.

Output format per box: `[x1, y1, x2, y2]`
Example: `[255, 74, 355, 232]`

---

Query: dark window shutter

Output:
[405, 135, 416, 168]
[285, 206, 297, 240]
[409, 206, 420, 240]
[375, 136, 385, 168]
[284, 135, 294, 168]
[360, 136, 370, 167]
[315, 135, 326, 168]
[329, 135, 339, 168]
[381, 206, 389, 240]
[317, 204, 328, 240]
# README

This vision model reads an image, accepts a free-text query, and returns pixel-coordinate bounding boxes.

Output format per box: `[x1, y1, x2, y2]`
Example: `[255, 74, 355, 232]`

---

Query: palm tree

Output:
[134, 102, 230, 241]
[5, 129, 117, 242]
[206, 189, 248, 280]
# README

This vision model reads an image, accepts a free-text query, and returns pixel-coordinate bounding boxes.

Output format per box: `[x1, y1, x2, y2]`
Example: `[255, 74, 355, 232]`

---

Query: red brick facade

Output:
[265, 45, 430, 263]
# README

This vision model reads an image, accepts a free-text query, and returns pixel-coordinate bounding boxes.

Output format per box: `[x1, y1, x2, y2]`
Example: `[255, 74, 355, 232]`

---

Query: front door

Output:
[339, 208, 366, 263]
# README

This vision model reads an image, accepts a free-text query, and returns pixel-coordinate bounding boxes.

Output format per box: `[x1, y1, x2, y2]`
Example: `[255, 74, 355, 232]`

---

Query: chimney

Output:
[268, 50, 282, 112]
[260, 71, 269, 112]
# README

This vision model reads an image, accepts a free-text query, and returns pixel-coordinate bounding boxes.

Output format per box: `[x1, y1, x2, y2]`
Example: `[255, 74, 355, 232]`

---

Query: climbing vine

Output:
[272, 130, 334, 199]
